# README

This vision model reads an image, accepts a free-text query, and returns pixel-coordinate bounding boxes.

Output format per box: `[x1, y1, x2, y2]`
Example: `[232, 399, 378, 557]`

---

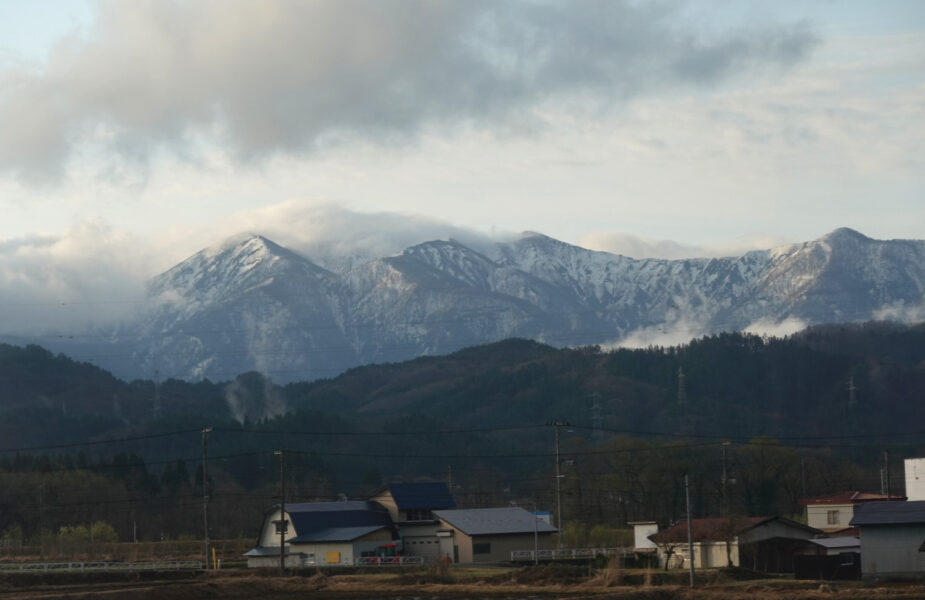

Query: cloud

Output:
[743, 317, 808, 338]
[873, 300, 925, 324]
[0, 0, 817, 182]
[579, 230, 793, 259]
[609, 319, 706, 350]
[0, 222, 153, 334]
[214, 201, 507, 272]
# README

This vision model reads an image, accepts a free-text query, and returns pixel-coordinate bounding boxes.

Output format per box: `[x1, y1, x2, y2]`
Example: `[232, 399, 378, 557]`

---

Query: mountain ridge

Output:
[10, 227, 925, 383]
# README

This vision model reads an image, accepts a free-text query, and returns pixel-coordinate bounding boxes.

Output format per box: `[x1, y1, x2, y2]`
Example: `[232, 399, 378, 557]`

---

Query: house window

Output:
[826, 510, 840, 525]
[473, 543, 491, 554]
[405, 509, 434, 521]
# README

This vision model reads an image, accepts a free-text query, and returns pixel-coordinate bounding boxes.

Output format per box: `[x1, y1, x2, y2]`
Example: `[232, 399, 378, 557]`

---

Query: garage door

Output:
[404, 536, 442, 563]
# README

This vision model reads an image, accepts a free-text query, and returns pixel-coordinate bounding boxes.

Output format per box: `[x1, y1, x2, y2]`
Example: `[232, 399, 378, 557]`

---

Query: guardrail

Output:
[511, 547, 629, 562]
[0, 560, 203, 572]
[352, 556, 424, 566]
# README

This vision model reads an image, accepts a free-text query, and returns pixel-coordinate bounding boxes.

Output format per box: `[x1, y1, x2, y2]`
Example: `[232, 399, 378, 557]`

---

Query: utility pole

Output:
[884, 451, 892, 499]
[686, 474, 694, 588]
[721, 442, 730, 517]
[275, 449, 287, 573]
[201, 427, 212, 571]
[546, 419, 570, 550]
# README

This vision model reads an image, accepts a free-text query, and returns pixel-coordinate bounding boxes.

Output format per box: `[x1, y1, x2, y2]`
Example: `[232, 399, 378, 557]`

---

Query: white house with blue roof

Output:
[245, 500, 397, 568]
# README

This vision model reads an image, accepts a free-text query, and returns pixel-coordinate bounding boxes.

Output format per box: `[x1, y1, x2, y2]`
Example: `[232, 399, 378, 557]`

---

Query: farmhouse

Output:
[433, 507, 557, 564]
[244, 501, 397, 568]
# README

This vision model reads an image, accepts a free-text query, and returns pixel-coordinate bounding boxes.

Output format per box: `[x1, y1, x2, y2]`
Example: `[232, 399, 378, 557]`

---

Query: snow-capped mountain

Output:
[48, 227, 925, 383]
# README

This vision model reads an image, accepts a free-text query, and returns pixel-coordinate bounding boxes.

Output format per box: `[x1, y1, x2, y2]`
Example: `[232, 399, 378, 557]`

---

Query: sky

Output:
[0, 0, 923, 332]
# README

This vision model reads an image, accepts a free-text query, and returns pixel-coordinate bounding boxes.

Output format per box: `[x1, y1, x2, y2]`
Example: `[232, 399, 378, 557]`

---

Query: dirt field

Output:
[2, 567, 925, 600]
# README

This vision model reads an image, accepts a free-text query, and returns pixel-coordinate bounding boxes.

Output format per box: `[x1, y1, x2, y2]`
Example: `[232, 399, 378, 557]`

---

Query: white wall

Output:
[632, 523, 658, 550]
[258, 509, 295, 546]
[905, 458, 925, 501]
[806, 503, 853, 531]
[861, 524, 925, 579]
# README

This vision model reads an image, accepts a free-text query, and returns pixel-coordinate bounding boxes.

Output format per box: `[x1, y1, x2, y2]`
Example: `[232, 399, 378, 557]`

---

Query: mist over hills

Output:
[4, 227, 925, 383]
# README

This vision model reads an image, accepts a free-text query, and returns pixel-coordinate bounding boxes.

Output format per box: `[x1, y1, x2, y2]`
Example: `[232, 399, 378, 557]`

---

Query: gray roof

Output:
[434, 507, 557, 536]
[808, 537, 860, 549]
[291, 525, 389, 543]
[850, 500, 925, 526]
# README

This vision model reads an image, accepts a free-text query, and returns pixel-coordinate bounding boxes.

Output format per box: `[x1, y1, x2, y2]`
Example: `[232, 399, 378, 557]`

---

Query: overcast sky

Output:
[0, 0, 923, 331]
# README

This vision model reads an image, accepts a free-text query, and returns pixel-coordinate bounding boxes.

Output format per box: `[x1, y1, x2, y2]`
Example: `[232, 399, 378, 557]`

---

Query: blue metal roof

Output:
[284, 501, 393, 536]
[850, 500, 925, 526]
[244, 546, 290, 557]
[434, 507, 557, 536]
[385, 482, 456, 510]
[291, 525, 390, 543]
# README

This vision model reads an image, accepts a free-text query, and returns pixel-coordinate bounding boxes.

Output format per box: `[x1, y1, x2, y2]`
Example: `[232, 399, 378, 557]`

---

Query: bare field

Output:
[2, 567, 925, 600]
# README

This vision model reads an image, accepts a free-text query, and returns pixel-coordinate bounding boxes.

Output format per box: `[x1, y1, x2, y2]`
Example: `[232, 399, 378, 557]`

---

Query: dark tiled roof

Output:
[850, 500, 925, 526]
[284, 501, 393, 536]
[434, 507, 557, 536]
[291, 525, 390, 543]
[798, 491, 904, 505]
[384, 482, 456, 510]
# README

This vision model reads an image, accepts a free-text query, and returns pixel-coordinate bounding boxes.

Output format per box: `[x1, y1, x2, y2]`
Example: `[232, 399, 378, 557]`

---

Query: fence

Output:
[511, 547, 629, 562]
[352, 556, 424, 567]
[0, 560, 203, 572]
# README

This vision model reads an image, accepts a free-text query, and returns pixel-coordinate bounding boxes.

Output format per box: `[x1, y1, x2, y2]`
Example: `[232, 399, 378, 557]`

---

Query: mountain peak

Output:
[821, 227, 869, 244]
[206, 232, 285, 258]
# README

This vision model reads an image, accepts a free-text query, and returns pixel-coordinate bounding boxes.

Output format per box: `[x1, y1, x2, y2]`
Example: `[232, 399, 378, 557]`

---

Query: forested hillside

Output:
[1, 321, 923, 546]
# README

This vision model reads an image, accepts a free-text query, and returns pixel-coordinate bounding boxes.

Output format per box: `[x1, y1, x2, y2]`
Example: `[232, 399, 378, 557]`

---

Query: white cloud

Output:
[0, 221, 154, 333]
[0, 0, 816, 183]
[578, 230, 793, 259]
[610, 320, 706, 350]
[743, 317, 809, 338]
[873, 301, 925, 324]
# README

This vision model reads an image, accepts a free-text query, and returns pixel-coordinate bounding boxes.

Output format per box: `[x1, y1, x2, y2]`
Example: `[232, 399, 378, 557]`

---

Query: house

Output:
[649, 516, 819, 572]
[433, 507, 557, 564]
[368, 482, 456, 563]
[850, 500, 925, 580]
[244, 501, 397, 568]
[793, 537, 861, 580]
[799, 491, 902, 533]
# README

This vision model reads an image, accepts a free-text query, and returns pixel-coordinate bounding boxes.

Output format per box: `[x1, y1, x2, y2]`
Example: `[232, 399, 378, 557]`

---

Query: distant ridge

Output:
[14, 228, 925, 382]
